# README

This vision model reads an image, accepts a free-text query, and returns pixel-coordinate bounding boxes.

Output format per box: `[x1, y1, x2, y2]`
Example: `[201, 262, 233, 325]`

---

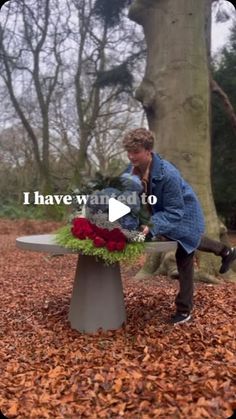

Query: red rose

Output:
[72, 217, 91, 229]
[106, 241, 117, 252]
[84, 226, 93, 236]
[71, 217, 94, 239]
[116, 241, 126, 251]
[108, 228, 126, 241]
[100, 228, 110, 241]
[77, 231, 87, 240]
[86, 231, 96, 240]
[93, 236, 106, 247]
[92, 224, 103, 236]
[71, 219, 127, 250]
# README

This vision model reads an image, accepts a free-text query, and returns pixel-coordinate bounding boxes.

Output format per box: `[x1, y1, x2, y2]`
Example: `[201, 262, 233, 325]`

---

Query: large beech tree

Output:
[129, 0, 235, 281]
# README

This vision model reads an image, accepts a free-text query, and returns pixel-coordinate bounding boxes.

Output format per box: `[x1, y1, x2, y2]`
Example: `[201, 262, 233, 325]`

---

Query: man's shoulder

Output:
[152, 153, 182, 179]
[160, 157, 195, 192]
[163, 159, 181, 177]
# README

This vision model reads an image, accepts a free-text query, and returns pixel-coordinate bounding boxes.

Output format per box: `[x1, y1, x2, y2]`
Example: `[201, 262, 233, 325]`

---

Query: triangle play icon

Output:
[108, 198, 131, 222]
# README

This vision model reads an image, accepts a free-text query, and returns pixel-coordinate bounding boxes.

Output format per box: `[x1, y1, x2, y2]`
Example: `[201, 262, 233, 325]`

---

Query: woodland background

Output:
[0, 0, 236, 228]
[1, 1, 236, 418]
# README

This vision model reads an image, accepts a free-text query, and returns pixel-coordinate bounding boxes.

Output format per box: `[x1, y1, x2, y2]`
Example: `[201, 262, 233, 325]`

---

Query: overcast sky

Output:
[211, 0, 236, 54]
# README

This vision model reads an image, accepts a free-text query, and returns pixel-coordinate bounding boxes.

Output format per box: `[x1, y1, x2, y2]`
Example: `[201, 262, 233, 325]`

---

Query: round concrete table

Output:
[16, 234, 177, 333]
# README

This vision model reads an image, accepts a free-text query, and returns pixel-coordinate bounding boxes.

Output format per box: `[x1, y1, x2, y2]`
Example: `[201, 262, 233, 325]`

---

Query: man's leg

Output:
[172, 244, 194, 324]
[197, 236, 236, 274]
[197, 236, 227, 255]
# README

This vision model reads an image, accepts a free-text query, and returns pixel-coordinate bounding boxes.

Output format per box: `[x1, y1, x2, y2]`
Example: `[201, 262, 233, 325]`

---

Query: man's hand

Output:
[140, 224, 154, 241]
[140, 225, 150, 235]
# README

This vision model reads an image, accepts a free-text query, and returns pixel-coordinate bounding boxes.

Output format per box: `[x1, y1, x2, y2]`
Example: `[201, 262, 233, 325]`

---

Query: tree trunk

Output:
[73, 138, 88, 186]
[129, 0, 224, 280]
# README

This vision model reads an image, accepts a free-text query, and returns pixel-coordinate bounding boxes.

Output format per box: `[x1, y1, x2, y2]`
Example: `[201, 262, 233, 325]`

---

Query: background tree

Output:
[0, 0, 145, 215]
[64, 0, 145, 184]
[0, 125, 35, 200]
[0, 0, 235, 251]
[0, 0, 65, 197]
[212, 21, 236, 230]
[127, 0, 236, 281]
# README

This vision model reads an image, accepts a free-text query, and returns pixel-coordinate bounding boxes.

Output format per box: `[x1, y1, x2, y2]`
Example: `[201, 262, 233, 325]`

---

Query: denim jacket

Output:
[124, 153, 205, 253]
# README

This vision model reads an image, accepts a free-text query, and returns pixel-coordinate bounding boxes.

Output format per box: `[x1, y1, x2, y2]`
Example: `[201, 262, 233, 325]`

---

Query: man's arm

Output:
[149, 174, 185, 237]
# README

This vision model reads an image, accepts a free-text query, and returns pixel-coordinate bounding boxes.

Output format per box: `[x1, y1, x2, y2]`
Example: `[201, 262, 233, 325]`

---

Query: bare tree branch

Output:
[211, 77, 236, 135]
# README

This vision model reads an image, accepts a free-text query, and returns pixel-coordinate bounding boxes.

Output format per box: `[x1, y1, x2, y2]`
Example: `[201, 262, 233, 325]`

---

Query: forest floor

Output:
[0, 219, 235, 418]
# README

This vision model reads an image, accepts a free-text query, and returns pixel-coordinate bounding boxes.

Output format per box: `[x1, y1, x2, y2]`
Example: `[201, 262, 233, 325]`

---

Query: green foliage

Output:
[55, 225, 145, 265]
[74, 172, 125, 195]
[0, 202, 45, 220]
[211, 23, 236, 228]
[0, 201, 66, 221]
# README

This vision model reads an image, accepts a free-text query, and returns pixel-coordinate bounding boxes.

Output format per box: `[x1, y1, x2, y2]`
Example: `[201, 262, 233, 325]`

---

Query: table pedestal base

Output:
[69, 255, 126, 333]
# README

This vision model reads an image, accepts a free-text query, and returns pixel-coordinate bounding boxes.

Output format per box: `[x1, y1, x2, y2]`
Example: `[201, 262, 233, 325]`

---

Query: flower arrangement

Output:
[55, 173, 148, 264]
[72, 217, 127, 251]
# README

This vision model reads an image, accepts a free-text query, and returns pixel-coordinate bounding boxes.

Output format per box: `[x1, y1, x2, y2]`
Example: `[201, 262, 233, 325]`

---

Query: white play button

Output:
[108, 197, 131, 222]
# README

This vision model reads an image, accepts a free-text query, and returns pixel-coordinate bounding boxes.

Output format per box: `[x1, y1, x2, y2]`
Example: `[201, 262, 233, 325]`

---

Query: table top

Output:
[16, 234, 76, 254]
[16, 234, 177, 254]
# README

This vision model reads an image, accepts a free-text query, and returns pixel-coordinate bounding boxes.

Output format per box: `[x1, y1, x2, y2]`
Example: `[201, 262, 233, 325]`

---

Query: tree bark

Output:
[129, 0, 222, 279]
[74, 2, 108, 186]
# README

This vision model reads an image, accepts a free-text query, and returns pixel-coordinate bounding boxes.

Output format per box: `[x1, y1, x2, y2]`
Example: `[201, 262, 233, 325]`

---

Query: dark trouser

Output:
[175, 236, 228, 313]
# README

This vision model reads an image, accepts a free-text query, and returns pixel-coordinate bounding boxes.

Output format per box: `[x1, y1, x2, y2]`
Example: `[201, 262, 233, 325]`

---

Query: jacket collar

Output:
[150, 152, 164, 181]
[125, 152, 164, 181]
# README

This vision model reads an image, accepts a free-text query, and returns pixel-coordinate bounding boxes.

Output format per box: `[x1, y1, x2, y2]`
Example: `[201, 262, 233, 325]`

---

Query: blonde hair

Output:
[122, 128, 155, 151]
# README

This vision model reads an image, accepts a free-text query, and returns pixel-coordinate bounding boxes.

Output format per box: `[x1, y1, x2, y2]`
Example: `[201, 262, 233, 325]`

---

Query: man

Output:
[123, 128, 236, 325]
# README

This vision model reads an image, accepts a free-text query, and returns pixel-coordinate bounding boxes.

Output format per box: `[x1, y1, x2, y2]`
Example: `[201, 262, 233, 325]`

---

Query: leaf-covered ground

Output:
[0, 219, 235, 418]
